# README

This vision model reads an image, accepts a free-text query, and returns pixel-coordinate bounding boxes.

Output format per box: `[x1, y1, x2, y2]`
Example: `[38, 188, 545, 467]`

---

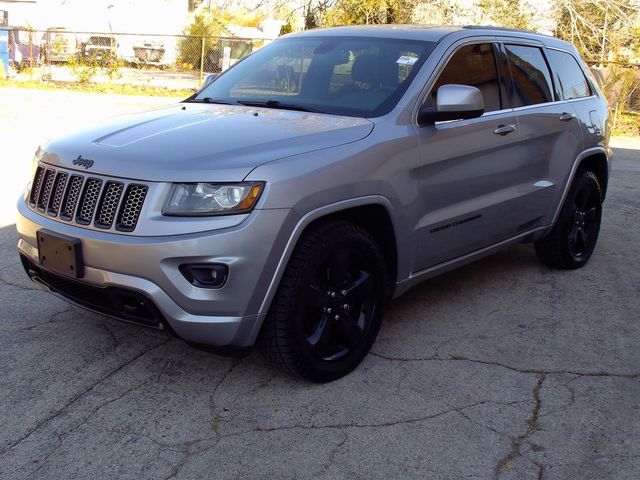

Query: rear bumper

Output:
[16, 200, 297, 346]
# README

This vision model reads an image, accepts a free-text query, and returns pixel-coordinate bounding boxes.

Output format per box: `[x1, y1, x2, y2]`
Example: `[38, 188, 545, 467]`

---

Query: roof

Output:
[286, 25, 462, 42]
[283, 24, 574, 50]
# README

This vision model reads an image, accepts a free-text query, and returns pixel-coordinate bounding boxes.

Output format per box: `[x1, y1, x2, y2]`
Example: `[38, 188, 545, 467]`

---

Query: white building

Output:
[0, 0, 192, 33]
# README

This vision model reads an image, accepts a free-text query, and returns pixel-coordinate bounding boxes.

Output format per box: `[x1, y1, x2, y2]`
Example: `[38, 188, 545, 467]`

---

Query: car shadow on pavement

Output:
[0, 215, 544, 373]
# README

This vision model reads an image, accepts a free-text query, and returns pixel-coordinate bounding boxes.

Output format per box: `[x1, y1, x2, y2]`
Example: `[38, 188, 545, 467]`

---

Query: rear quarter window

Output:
[546, 49, 593, 100]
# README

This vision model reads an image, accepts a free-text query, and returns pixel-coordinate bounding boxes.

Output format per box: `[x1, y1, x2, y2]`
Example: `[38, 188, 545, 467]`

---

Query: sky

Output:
[2, 0, 191, 33]
[2, 0, 558, 34]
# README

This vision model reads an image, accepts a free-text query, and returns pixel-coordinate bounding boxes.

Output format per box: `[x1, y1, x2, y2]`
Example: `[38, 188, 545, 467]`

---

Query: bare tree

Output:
[471, 0, 534, 30]
[411, 0, 461, 24]
[553, 0, 639, 63]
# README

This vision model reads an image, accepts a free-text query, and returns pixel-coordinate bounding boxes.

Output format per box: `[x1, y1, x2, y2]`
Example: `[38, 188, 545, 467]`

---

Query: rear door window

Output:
[546, 49, 592, 100]
[505, 45, 553, 107]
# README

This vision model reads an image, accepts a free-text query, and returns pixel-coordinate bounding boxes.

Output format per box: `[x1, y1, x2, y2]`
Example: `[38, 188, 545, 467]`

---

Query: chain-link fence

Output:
[588, 62, 640, 134]
[3, 27, 269, 90]
[589, 62, 640, 113]
[3, 27, 640, 119]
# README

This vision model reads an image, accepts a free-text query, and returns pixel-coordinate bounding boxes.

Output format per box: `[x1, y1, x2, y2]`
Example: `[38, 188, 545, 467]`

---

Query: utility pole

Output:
[600, 3, 609, 64]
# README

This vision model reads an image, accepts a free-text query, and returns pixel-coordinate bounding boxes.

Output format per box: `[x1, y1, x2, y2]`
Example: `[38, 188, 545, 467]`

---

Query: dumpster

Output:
[0, 29, 8, 77]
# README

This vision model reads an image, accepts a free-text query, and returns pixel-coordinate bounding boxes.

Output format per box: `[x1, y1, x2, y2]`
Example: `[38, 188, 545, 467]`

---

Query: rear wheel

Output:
[258, 221, 388, 382]
[535, 169, 602, 269]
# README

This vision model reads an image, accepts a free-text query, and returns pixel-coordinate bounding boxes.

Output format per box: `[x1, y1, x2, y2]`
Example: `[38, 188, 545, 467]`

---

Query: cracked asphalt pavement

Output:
[1, 88, 639, 479]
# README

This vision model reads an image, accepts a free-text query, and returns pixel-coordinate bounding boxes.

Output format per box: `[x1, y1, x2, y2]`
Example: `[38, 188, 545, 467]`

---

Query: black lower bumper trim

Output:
[20, 254, 168, 330]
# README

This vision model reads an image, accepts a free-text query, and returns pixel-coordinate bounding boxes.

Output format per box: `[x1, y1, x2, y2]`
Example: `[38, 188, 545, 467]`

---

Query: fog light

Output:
[180, 264, 228, 289]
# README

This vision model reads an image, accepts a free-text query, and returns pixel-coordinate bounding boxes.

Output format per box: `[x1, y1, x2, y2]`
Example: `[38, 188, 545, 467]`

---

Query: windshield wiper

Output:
[183, 97, 239, 105]
[237, 100, 324, 113]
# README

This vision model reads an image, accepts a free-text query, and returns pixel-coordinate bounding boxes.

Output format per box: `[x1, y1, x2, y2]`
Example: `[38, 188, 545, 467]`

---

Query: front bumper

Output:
[16, 200, 296, 346]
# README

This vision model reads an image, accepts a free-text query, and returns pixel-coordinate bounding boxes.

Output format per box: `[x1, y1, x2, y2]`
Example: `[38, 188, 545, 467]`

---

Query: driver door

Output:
[414, 42, 532, 271]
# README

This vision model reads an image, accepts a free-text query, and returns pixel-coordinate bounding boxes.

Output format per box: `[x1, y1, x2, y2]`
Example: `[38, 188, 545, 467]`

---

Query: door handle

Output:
[493, 124, 516, 136]
[559, 112, 576, 121]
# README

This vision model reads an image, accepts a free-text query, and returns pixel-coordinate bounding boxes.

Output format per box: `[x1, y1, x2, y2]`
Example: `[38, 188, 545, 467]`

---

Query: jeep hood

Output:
[38, 103, 374, 182]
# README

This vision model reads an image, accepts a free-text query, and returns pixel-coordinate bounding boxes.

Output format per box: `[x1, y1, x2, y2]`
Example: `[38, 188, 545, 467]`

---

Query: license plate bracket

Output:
[37, 229, 84, 278]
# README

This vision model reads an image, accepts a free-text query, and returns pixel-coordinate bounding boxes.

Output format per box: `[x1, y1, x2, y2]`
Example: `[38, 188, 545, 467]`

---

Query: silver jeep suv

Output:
[16, 26, 610, 381]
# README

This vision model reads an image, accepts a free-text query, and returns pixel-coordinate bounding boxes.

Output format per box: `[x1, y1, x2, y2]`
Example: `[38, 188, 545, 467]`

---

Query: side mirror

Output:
[202, 73, 218, 88]
[418, 84, 485, 125]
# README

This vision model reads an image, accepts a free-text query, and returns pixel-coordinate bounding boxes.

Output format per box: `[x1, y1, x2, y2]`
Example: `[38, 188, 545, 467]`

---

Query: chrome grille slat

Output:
[60, 175, 84, 221]
[29, 167, 45, 207]
[48, 172, 68, 216]
[27, 165, 148, 233]
[95, 182, 124, 229]
[116, 184, 148, 232]
[76, 178, 103, 225]
[37, 169, 56, 211]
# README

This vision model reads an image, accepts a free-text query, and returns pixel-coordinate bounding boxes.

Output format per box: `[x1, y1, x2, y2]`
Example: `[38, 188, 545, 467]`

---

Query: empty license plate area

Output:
[37, 229, 84, 278]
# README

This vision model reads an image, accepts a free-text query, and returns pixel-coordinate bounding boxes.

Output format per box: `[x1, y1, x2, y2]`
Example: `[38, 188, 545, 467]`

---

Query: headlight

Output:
[163, 182, 264, 216]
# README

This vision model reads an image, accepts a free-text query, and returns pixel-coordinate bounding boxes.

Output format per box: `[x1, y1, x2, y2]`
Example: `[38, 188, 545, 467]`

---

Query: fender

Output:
[548, 146, 611, 230]
[257, 195, 398, 316]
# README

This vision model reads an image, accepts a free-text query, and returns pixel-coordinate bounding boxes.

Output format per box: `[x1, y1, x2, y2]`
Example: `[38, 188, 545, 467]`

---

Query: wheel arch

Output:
[577, 152, 609, 201]
[550, 146, 610, 227]
[309, 204, 398, 299]
[257, 196, 399, 317]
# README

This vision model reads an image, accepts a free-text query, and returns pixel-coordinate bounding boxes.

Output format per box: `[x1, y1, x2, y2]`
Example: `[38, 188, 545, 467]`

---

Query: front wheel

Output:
[535, 170, 603, 269]
[258, 221, 389, 382]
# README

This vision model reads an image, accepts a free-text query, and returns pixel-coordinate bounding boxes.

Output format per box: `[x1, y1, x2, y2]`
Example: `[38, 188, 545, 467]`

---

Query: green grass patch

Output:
[0, 78, 195, 98]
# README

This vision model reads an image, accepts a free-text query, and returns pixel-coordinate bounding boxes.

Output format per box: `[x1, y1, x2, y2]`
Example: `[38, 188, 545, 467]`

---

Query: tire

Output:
[258, 220, 389, 382]
[535, 169, 603, 270]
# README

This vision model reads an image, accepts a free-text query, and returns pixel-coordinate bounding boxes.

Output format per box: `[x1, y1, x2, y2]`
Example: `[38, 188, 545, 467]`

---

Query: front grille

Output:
[27, 164, 149, 233]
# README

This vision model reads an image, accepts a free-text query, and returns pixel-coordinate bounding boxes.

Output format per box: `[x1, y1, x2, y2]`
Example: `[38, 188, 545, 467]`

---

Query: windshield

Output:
[193, 36, 436, 118]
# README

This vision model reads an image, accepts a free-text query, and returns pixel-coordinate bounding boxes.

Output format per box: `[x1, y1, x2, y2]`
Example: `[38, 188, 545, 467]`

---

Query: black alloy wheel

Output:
[301, 246, 376, 362]
[259, 220, 388, 382]
[567, 179, 601, 260]
[535, 169, 603, 269]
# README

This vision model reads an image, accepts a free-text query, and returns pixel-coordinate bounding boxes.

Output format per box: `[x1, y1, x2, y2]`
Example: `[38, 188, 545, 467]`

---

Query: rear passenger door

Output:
[544, 47, 605, 154]
[414, 41, 537, 271]
[500, 42, 585, 225]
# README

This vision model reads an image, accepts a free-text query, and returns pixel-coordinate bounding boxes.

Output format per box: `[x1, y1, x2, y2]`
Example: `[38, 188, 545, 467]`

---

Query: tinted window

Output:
[329, 48, 420, 94]
[432, 43, 502, 112]
[505, 45, 553, 107]
[546, 49, 592, 100]
[196, 37, 435, 118]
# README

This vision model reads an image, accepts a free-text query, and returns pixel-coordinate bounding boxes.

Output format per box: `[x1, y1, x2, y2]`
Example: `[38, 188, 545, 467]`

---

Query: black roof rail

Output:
[462, 25, 555, 38]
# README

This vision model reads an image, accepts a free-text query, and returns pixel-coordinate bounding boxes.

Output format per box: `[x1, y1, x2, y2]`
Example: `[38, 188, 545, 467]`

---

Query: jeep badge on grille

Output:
[72, 155, 94, 169]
